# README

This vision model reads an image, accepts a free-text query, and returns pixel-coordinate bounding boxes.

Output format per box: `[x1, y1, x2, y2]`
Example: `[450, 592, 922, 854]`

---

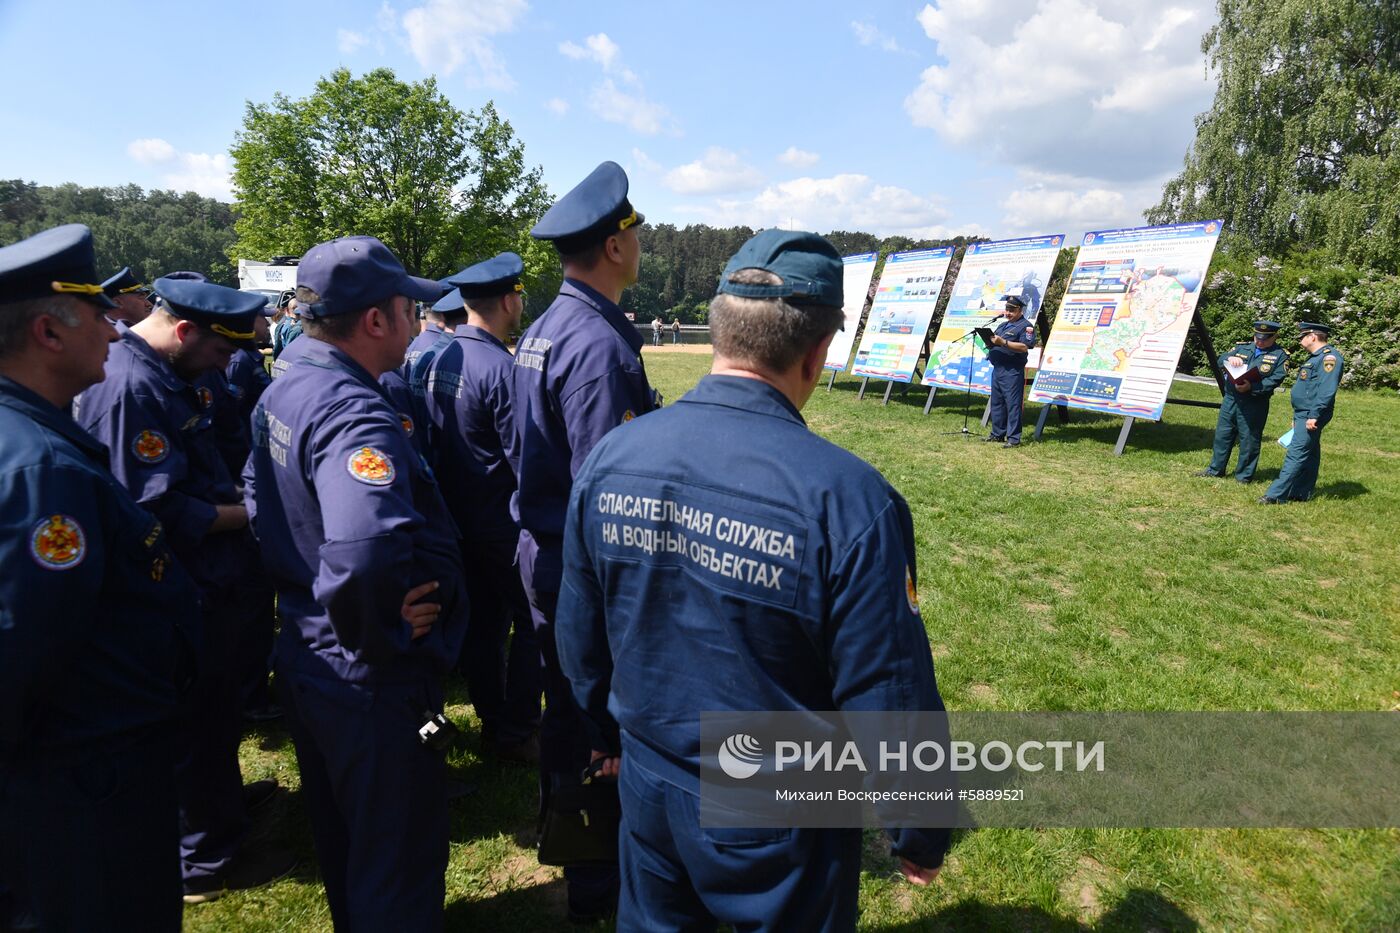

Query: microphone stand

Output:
[939, 314, 1002, 437]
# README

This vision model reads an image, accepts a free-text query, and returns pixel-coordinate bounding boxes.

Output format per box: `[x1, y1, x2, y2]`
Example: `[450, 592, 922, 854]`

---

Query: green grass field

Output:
[202, 350, 1400, 932]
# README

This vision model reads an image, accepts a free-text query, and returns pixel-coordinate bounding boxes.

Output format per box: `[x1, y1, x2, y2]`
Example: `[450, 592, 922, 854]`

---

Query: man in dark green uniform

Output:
[1261, 321, 1344, 504]
[1195, 320, 1289, 483]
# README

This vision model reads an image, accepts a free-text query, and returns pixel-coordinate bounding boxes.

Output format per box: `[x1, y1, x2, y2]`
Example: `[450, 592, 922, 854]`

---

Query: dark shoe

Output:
[1234, 477, 1253, 484]
[1258, 496, 1287, 505]
[1194, 469, 1222, 478]
[243, 779, 279, 812]
[1003, 440, 1021, 448]
[490, 733, 541, 765]
[243, 703, 282, 723]
[982, 435, 1005, 443]
[182, 846, 296, 904]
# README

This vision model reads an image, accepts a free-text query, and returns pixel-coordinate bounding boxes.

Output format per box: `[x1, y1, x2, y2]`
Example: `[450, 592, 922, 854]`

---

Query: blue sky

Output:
[0, 0, 1220, 242]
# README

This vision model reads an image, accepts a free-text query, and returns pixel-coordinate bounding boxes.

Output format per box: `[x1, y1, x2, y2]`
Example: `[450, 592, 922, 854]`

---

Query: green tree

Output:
[0, 181, 238, 284]
[230, 68, 550, 281]
[1148, 0, 1400, 272]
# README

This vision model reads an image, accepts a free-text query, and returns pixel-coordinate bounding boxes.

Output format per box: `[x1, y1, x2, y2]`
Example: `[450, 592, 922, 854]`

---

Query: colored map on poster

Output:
[1028, 220, 1223, 421]
[849, 248, 954, 383]
[824, 252, 879, 372]
[921, 234, 1064, 395]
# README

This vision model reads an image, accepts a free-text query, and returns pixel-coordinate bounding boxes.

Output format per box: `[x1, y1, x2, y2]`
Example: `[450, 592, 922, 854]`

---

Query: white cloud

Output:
[588, 78, 673, 136]
[851, 20, 901, 52]
[558, 33, 635, 80]
[997, 169, 1170, 235]
[127, 139, 232, 199]
[337, 29, 368, 54]
[630, 148, 662, 174]
[663, 148, 763, 195]
[695, 173, 969, 239]
[904, 0, 1216, 185]
[777, 147, 820, 168]
[545, 97, 569, 116]
[400, 0, 527, 90]
[127, 138, 175, 164]
[560, 33, 676, 135]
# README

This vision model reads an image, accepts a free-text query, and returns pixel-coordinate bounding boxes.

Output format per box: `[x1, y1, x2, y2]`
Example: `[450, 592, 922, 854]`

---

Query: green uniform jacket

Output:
[1290, 344, 1345, 421]
[1219, 342, 1289, 400]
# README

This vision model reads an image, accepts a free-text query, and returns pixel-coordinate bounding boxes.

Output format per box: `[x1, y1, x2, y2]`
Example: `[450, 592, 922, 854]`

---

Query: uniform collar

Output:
[1310, 343, 1333, 357]
[679, 374, 805, 426]
[297, 336, 392, 399]
[454, 323, 509, 354]
[561, 278, 643, 355]
[116, 321, 187, 392]
[0, 375, 110, 463]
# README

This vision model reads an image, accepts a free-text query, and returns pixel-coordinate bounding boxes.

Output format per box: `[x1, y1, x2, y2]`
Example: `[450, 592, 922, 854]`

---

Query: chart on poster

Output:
[1028, 221, 1223, 421]
[849, 247, 954, 383]
[921, 234, 1064, 395]
[824, 252, 879, 372]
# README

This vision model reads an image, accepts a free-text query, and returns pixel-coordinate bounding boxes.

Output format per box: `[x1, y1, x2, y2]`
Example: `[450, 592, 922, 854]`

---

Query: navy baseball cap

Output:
[102, 266, 150, 297]
[152, 277, 266, 348]
[445, 251, 524, 299]
[716, 229, 843, 309]
[296, 236, 447, 318]
[531, 161, 643, 254]
[0, 224, 116, 309]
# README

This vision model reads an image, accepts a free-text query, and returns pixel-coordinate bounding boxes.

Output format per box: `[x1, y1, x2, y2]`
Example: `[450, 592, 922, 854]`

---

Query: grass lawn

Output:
[200, 349, 1400, 932]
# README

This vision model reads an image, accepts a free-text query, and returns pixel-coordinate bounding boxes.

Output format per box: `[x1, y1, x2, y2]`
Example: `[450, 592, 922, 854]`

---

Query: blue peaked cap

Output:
[444, 252, 524, 300]
[0, 224, 116, 309]
[531, 161, 643, 253]
[152, 277, 266, 348]
[716, 229, 844, 309]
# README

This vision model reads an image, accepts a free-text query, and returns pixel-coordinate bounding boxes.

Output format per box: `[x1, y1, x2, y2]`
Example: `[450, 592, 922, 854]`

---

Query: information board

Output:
[921, 234, 1064, 395]
[1028, 220, 1222, 421]
[849, 247, 954, 383]
[824, 252, 879, 372]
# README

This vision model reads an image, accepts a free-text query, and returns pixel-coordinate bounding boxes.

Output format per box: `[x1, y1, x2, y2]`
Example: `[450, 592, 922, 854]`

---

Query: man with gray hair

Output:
[556, 229, 949, 930]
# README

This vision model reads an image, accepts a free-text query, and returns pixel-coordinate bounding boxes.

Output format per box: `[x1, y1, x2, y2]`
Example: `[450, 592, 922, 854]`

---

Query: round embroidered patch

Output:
[30, 515, 86, 570]
[399, 413, 414, 437]
[196, 386, 213, 409]
[347, 447, 395, 486]
[131, 429, 169, 463]
[905, 566, 920, 614]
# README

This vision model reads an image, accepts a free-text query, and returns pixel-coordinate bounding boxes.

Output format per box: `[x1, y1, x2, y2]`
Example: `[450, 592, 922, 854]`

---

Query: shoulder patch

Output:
[1025, 326, 1034, 336]
[131, 429, 169, 464]
[196, 386, 213, 409]
[1323, 355, 1337, 373]
[1299, 368, 1309, 380]
[905, 566, 920, 614]
[30, 515, 86, 570]
[347, 446, 396, 486]
[399, 413, 414, 437]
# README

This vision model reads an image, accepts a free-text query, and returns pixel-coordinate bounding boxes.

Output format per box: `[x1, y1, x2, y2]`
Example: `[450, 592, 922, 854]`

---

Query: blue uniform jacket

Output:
[511, 278, 656, 588]
[226, 348, 272, 413]
[556, 375, 949, 865]
[381, 325, 449, 455]
[74, 325, 254, 594]
[987, 317, 1037, 369]
[244, 336, 468, 684]
[0, 377, 197, 762]
[423, 324, 518, 548]
[1218, 342, 1288, 400]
